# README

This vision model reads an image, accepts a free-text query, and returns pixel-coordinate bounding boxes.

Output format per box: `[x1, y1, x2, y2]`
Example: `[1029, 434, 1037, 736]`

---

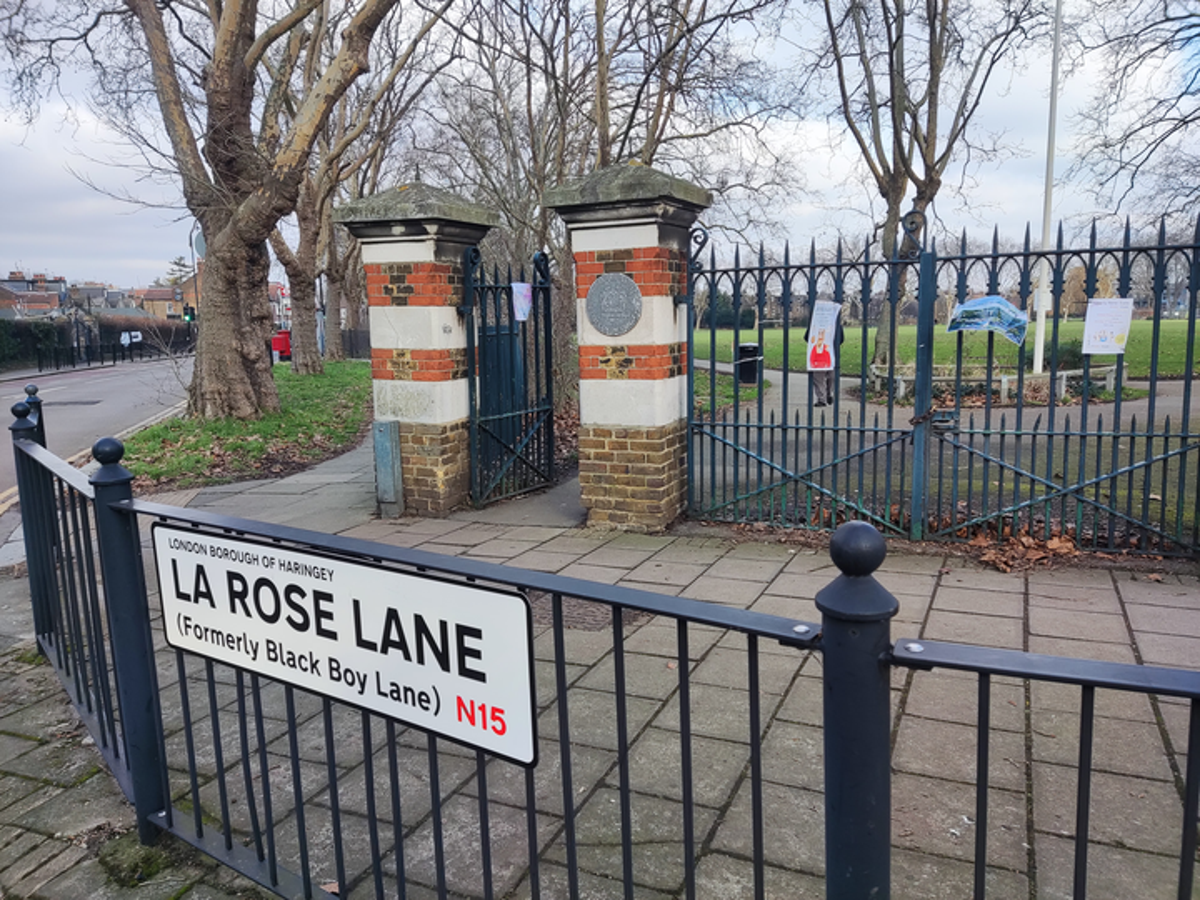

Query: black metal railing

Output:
[36, 337, 195, 372]
[9, 399, 142, 812]
[12, 391, 1200, 899]
[891, 640, 1200, 900]
[340, 327, 371, 360]
[126, 499, 816, 899]
[462, 249, 555, 506]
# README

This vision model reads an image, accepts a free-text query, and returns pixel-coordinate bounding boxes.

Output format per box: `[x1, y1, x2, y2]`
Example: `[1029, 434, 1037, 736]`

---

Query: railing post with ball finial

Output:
[90, 437, 166, 845]
[816, 521, 899, 899]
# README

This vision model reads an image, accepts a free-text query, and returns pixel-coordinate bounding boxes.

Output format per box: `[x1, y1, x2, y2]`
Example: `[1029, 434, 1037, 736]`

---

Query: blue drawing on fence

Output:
[947, 295, 1028, 346]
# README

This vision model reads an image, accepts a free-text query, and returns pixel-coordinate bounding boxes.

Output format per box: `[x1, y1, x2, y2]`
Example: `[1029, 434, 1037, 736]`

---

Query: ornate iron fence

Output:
[687, 220, 1200, 555]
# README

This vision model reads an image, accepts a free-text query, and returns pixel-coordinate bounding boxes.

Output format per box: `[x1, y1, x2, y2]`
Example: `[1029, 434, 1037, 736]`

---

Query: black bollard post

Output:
[816, 521, 899, 899]
[23, 384, 45, 447]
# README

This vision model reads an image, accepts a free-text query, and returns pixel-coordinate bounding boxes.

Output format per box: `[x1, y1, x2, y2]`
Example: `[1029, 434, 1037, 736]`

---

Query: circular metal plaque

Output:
[586, 273, 643, 337]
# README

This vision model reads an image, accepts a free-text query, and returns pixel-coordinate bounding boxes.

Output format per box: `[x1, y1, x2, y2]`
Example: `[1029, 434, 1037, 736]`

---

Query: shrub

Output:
[699, 293, 757, 329]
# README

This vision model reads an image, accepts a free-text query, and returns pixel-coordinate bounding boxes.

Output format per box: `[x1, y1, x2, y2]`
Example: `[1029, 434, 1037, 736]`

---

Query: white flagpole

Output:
[1033, 0, 1065, 374]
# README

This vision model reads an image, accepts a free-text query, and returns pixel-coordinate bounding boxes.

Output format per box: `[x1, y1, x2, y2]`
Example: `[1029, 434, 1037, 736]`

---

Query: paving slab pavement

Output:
[0, 438, 1199, 898]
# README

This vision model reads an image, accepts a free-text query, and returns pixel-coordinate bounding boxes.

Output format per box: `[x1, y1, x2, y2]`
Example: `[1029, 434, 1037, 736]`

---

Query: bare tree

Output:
[269, 1, 455, 374]
[0, 0, 450, 418]
[401, 0, 798, 400]
[1072, 0, 1200, 219]
[799, 0, 1043, 364]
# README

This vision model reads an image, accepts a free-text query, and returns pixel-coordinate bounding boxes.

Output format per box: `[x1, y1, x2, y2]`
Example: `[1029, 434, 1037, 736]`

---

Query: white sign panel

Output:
[152, 524, 537, 765]
[807, 300, 840, 371]
[511, 282, 533, 322]
[1082, 298, 1134, 355]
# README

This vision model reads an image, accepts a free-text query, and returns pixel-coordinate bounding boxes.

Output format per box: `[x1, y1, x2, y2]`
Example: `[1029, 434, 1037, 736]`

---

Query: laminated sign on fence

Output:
[151, 523, 537, 765]
[947, 295, 1028, 345]
[1082, 297, 1134, 355]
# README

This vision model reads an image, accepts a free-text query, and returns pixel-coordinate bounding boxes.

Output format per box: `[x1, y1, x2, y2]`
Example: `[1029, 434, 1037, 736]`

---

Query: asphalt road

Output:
[0, 356, 192, 501]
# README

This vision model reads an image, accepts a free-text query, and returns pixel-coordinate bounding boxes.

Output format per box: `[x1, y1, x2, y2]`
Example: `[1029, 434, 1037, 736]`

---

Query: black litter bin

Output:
[737, 343, 761, 384]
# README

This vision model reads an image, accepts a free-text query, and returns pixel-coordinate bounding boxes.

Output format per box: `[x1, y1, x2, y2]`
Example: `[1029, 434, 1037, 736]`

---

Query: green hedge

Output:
[0, 319, 73, 366]
[0, 315, 193, 369]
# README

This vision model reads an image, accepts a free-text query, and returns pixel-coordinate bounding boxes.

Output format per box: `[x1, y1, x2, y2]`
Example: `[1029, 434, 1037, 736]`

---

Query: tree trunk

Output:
[325, 268, 347, 361]
[188, 233, 280, 419]
[345, 258, 365, 334]
[269, 194, 325, 375]
[288, 272, 323, 374]
[870, 189, 906, 368]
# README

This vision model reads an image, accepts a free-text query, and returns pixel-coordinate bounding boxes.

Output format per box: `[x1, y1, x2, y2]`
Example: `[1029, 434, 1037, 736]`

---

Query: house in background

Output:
[269, 281, 290, 329]
[0, 284, 62, 316]
[136, 259, 203, 320]
[0, 271, 67, 298]
[175, 262, 202, 318]
[136, 287, 184, 319]
[68, 282, 132, 310]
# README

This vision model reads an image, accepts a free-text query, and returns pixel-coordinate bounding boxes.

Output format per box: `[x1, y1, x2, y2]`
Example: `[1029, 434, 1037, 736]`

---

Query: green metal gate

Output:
[686, 229, 917, 537]
[462, 249, 554, 506]
[687, 220, 1200, 556]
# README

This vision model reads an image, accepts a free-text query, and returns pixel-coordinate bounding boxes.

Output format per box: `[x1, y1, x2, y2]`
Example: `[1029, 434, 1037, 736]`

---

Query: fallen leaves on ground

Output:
[554, 402, 580, 471]
[975, 531, 1079, 572]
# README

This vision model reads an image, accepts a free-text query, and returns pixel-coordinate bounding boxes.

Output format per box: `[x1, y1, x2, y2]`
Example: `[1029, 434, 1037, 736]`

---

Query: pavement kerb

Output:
[0, 400, 188, 519]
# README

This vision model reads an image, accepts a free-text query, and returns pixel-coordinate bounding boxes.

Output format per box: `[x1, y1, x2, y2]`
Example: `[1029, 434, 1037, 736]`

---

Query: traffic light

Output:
[183, 305, 195, 322]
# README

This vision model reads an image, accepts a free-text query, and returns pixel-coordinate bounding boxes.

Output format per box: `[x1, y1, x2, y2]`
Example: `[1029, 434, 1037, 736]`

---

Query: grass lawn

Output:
[691, 319, 1199, 379]
[122, 360, 372, 490]
[692, 370, 766, 415]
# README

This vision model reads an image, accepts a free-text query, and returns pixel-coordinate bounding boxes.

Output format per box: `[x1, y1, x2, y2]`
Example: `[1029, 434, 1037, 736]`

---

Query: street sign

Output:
[151, 523, 538, 765]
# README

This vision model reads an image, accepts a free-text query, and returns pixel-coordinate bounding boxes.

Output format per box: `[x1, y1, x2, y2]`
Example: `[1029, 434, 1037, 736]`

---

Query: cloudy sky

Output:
[0, 97, 195, 289]
[0, 17, 1107, 290]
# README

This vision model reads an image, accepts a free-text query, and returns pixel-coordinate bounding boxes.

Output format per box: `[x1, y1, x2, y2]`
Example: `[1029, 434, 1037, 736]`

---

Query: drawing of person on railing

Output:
[806, 299, 843, 406]
[810, 330, 832, 369]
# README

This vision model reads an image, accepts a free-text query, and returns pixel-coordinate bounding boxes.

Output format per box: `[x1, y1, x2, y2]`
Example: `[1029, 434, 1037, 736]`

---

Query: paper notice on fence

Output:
[947, 295, 1028, 346]
[511, 283, 533, 322]
[1082, 298, 1134, 355]
[807, 300, 840, 371]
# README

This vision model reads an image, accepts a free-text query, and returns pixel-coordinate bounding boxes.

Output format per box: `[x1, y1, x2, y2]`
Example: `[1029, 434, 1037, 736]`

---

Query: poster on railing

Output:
[1082, 298, 1134, 355]
[947, 295, 1028, 346]
[807, 300, 840, 370]
[511, 282, 533, 321]
[152, 523, 538, 765]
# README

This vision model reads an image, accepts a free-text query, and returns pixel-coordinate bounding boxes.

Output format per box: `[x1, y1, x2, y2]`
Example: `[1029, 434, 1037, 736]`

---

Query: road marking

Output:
[0, 399, 187, 517]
